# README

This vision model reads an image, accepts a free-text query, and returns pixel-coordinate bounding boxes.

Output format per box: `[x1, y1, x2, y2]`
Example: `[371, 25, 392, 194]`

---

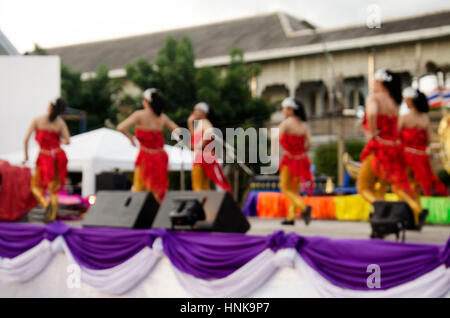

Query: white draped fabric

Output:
[0, 237, 449, 298]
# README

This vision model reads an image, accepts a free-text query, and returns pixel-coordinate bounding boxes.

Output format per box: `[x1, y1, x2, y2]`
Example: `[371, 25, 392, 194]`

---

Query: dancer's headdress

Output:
[281, 97, 298, 109]
[194, 102, 209, 113]
[402, 87, 418, 99]
[143, 88, 158, 102]
[374, 69, 393, 82]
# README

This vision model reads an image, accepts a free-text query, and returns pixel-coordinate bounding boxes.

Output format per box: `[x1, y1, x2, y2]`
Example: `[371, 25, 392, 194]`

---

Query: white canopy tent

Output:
[0, 128, 193, 196]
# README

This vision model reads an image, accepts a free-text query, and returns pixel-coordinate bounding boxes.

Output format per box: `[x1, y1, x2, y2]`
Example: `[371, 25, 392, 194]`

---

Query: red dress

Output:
[35, 129, 68, 190]
[400, 127, 448, 196]
[279, 134, 314, 194]
[191, 132, 231, 192]
[360, 115, 410, 191]
[134, 128, 169, 201]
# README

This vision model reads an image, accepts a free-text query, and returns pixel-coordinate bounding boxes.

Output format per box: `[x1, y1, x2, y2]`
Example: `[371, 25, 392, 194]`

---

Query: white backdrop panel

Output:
[0, 56, 60, 155]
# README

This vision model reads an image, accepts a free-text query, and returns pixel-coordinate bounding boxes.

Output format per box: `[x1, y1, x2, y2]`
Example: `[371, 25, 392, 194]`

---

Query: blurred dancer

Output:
[118, 88, 178, 202]
[23, 98, 70, 223]
[278, 97, 313, 226]
[358, 70, 427, 228]
[399, 87, 448, 196]
[187, 102, 231, 192]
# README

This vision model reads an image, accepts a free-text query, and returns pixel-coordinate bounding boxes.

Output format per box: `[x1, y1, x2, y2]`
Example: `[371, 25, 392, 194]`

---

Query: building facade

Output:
[47, 10, 450, 174]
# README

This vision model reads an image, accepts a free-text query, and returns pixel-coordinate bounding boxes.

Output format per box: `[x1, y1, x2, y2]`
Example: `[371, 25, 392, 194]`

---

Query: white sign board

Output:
[0, 56, 60, 155]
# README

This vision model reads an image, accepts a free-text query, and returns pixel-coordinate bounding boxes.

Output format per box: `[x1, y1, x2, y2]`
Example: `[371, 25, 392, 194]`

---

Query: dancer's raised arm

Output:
[117, 112, 139, 147]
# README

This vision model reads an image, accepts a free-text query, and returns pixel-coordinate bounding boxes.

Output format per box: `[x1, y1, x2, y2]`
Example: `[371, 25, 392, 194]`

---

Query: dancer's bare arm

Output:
[59, 119, 71, 145]
[117, 112, 139, 146]
[23, 119, 37, 164]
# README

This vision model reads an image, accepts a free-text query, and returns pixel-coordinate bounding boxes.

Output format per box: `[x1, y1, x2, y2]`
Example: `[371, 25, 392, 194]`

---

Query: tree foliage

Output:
[126, 39, 272, 128]
[313, 140, 365, 181]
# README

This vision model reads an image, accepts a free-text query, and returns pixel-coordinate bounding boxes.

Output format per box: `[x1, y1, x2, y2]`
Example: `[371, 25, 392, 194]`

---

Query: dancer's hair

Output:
[293, 99, 308, 122]
[144, 89, 165, 116]
[380, 70, 403, 106]
[49, 98, 67, 122]
[413, 91, 430, 113]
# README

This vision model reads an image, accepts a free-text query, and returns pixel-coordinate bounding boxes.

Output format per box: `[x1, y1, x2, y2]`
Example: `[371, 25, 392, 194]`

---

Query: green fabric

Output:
[421, 197, 450, 224]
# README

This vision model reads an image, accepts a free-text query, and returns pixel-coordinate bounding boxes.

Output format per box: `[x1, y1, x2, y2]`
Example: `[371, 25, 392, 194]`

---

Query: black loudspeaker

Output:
[370, 201, 415, 242]
[83, 191, 160, 229]
[153, 191, 250, 233]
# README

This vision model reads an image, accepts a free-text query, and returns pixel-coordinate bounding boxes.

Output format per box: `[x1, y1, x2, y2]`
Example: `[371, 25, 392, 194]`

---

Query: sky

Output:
[1, 0, 450, 53]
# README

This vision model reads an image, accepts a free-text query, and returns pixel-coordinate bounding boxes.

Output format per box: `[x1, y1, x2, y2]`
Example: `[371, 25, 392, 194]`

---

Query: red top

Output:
[134, 128, 169, 201]
[400, 127, 447, 196]
[400, 127, 427, 151]
[360, 115, 411, 191]
[191, 132, 231, 192]
[279, 134, 313, 194]
[34, 129, 68, 190]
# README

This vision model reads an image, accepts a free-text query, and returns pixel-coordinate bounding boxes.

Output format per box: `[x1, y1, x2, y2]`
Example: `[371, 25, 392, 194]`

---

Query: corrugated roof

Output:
[46, 10, 450, 73]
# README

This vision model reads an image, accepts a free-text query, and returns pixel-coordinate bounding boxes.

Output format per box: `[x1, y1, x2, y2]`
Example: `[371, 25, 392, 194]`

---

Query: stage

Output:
[0, 219, 449, 298]
[28, 217, 450, 245]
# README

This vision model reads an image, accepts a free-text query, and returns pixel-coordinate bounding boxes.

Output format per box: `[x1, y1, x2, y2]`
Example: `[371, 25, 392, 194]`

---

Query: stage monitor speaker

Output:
[83, 191, 159, 229]
[370, 201, 415, 241]
[153, 191, 250, 233]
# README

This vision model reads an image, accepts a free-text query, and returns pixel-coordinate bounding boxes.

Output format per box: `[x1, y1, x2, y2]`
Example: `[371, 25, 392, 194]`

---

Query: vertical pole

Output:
[233, 166, 239, 201]
[180, 148, 185, 190]
[336, 76, 345, 187]
[368, 50, 375, 95]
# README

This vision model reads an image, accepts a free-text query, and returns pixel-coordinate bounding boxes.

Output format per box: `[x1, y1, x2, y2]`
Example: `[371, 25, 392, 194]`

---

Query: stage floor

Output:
[27, 217, 450, 245]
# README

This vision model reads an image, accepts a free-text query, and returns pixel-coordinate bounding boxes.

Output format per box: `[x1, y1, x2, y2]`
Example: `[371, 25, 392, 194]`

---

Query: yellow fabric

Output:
[30, 166, 60, 221]
[31, 169, 49, 208]
[279, 166, 306, 221]
[334, 195, 372, 221]
[191, 164, 211, 191]
[132, 165, 161, 202]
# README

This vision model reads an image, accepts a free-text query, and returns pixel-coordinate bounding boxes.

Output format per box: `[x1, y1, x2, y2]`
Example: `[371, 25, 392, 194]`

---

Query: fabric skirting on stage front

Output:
[243, 192, 450, 224]
[0, 222, 448, 297]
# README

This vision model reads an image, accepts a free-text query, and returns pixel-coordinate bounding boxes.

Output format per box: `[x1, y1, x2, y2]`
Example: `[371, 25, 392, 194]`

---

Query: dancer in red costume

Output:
[399, 87, 448, 197]
[279, 97, 312, 226]
[358, 69, 428, 228]
[23, 98, 70, 223]
[118, 88, 179, 202]
[187, 102, 231, 192]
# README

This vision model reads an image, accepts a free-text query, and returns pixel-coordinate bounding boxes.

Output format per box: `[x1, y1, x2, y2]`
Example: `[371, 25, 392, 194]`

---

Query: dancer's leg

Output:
[132, 166, 146, 192]
[280, 166, 306, 221]
[192, 165, 210, 191]
[357, 154, 379, 203]
[392, 183, 422, 227]
[30, 168, 49, 208]
[48, 174, 61, 222]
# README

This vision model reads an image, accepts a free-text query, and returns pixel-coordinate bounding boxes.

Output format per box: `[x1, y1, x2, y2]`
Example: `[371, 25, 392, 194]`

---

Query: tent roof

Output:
[0, 127, 193, 172]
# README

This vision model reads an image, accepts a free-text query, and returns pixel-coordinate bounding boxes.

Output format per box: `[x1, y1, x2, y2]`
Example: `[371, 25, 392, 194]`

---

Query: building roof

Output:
[46, 10, 450, 73]
[0, 29, 19, 55]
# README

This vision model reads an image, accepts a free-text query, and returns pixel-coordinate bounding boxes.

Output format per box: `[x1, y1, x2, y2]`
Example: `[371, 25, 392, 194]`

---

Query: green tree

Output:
[126, 39, 272, 129]
[81, 65, 116, 129]
[125, 58, 159, 91]
[313, 140, 365, 181]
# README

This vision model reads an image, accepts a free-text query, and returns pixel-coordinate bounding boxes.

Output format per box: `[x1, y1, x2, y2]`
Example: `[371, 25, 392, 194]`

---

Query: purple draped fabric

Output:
[0, 221, 448, 291]
[0, 222, 56, 258]
[242, 192, 259, 217]
[298, 236, 450, 290]
[159, 230, 300, 279]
